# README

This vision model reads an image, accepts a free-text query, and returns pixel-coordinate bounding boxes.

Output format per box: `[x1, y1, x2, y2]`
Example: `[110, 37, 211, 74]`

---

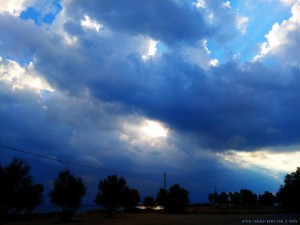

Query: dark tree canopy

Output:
[95, 175, 127, 212]
[259, 191, 275, 206]
[229, 192, 242, 205]
[49, 170, 86, 222]
[229, 189, 257, 206]
[166, 184, 190, 213]
[22, 184, 44, 215]
[276, 167, 300, 211]
[208, 192, 229, 205]
[216, 192, 229, 204]
[95, 175, 140, 215]
[239, 189, 257, 205]
[143, 196, 156, 209]
[208, 192, 217, 204]
[0, 158, 43, 217]
[156, 188, 168, 207]
[123, 187, 140, 210]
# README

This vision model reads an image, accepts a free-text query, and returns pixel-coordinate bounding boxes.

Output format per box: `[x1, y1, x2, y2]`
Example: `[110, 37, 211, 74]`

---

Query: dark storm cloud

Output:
[2, 0, 300, 152]
[64, 0, 208, 45]
[2, 1, 299, 204]
[82, 42, 300, 151]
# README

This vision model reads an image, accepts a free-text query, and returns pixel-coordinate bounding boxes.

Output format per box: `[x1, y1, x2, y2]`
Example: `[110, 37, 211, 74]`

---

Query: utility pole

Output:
[163, 172, 167, 191]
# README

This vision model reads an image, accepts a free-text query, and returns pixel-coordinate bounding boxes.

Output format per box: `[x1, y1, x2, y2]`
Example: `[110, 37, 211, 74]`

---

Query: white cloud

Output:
[120, 118, 168, 149]
[254, 1, 300, 65]
[142, 39, 158, 60]
[210, 58, 219, 66]
[281, 0, 299, 6]
[81, 15, 102, 32]
[0, 0, 28, 16]
[193, 0, 206, 8]
[0, 59, 54, 93]
[0, 0, 60, 18]
[236, 14, 249, 34]
[224, 1, 231, 8]
[181, 40, 218, 69]
[219, 149, 300, 174]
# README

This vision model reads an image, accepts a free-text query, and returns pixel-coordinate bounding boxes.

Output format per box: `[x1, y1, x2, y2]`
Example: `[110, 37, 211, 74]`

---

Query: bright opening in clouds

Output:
[142, 39, 158, 60]
[142, 120, 168, 138]
[0, 59, 54, 93]
[220, 150, 300, 174]
[80, 15, 102, 32]
[1, 0, 300, 204]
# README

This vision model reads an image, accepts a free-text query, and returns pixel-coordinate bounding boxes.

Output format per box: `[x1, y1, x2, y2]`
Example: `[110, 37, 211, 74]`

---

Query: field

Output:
[5, 211, 300, 225]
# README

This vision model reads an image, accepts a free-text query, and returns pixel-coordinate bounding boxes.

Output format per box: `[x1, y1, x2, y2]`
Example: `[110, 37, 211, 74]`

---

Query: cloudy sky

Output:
[1, 0, 300, 204]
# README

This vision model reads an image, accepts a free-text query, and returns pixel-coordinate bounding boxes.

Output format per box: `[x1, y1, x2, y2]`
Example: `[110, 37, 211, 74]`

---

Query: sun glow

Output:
[220, 150, 300, 173]
[142, 39, 158, 60]
[142, 120, 168, 138]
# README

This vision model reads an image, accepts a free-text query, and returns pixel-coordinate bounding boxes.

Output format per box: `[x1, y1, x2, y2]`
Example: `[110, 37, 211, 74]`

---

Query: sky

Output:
[1, 0, 300, 205]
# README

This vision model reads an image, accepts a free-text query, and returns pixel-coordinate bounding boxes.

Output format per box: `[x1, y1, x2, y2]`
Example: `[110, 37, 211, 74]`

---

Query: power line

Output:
[0, 143, 292, 185]
[168, 171, 288, 187]
[0, 144, 162, 176]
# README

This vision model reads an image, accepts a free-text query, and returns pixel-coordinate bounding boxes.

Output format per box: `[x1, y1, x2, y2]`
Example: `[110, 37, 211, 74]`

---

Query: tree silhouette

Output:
[95, 175, 127, 216]
[123, 187, 140, 210]
[276, 167, 300, 211]
[0, 158, 43, 217]
[229, 192, 242, 205]
[156, 188, 167, 209]
[216, 192, 229, 204]
[22, 184, 44, 215]
[49, 170, 86, 222]
[208, 192, 217, 205]
[166, 184, 189, 213]
[229, 189, 257, 206]
[259, 191, 275, 206]
[240, 189, 257, 205]
[143, 196, 156, 209]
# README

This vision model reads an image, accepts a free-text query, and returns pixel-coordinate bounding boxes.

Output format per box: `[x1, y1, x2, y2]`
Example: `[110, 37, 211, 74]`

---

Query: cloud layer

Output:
[1, 0, 300, 202]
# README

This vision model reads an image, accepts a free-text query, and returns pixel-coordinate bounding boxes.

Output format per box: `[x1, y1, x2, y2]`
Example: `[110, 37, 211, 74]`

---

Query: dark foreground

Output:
[4, 212, 300, 225]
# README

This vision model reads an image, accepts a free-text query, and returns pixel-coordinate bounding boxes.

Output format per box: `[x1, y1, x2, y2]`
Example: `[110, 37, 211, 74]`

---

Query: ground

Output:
[4, 211, 300, 225]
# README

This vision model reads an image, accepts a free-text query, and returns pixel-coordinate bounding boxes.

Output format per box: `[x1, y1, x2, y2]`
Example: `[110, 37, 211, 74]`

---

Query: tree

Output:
[208, 192, 217, 205]
[259, 191, 275, 206]
[229, 192, 242, 205]
[240, 189, 257, 205]
[22, 184, 44, 215]
[0, 158, 44, 217]
[166, 184, 189, 213]
[229, 190, 257, 206]
[143, 196, 156, 209]
[49, 170, 86, 222]
[95, 175, 128, 216]
[123, 188, 140, 210]
[276, 167, 300, 211]
[216, 192, 229, 204]
[156, 188, 168, 208]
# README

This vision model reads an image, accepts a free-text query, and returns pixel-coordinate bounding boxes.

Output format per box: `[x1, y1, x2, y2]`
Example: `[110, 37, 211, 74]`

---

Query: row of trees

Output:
[0, 158, 190, 222]
[1, 158, 300, 221]
[208, 190, 275, 206]
[208, 168, 300, 211]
